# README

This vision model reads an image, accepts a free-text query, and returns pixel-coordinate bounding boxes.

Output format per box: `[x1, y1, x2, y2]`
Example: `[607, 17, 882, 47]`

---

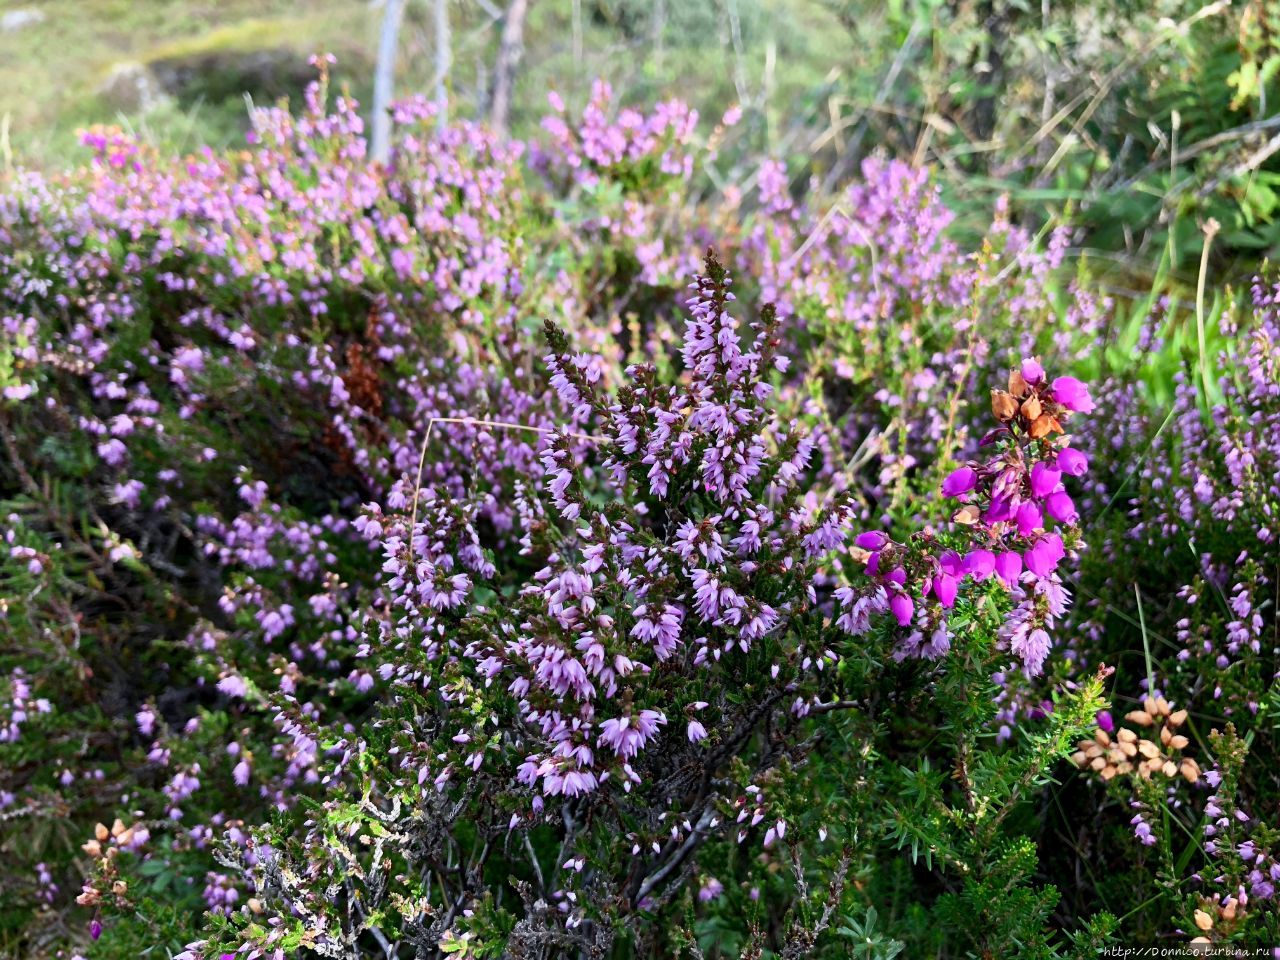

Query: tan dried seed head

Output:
[992, 390, 1020, 421]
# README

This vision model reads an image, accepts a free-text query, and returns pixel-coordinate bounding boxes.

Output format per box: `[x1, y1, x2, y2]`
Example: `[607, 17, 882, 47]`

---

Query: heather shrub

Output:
[2, 61, 1278, 960]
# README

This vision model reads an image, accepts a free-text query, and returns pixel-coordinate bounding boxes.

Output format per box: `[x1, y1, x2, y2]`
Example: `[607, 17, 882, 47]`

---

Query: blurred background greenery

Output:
[4, 0, 1280, 284]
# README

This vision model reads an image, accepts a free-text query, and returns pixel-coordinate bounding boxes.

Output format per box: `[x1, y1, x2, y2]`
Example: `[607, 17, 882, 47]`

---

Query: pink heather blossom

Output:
[932, 574, 958, 608]
[1012, 628, 1052, 676]
[1057, 446, 1088, 476]
[1030, 462, 1062, 498]
[1015, 502, 1043, 537]
[216, 676, 247, 698]
[854, 531, 888, 551]
[1044, 491, 1078, 524]
[1024, 534, 1065, 577]
[889, 592, 915, 626]
[995, 551, 1023, 586]
[1050, 376, 1095, 413]
[941, 466, 979, 497]
[964, 549, 996, 580]
[1021, 358, 1045, 383]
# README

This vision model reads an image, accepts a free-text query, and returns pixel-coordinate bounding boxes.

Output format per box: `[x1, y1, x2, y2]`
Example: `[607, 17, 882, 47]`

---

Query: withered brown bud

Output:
[1027, 414, 1061, 438]
[1021, 396, 1043, 421]
[1008, 369, 1028, 397]
[991, 390, 1019, 421]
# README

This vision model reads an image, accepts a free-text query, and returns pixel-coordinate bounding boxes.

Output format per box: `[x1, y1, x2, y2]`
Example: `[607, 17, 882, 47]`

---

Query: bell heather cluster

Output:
[835, 357, 1092, 675]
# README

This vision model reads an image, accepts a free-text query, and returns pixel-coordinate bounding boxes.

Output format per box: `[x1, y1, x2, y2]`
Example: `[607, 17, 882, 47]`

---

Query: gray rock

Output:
[1, 8, 46, 31]
[97, 62, 171, 114]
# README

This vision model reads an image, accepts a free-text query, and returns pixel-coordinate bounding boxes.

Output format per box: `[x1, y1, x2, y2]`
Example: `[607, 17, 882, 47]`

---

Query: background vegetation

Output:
[2, 1, 1280, 958]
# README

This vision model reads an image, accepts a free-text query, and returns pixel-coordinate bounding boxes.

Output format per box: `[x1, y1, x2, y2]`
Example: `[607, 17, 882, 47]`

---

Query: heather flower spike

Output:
[839, 358, 1091, 674]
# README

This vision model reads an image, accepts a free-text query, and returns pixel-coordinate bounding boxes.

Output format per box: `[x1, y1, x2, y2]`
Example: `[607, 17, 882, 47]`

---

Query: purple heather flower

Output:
[1030, 462, 1062, 498]
[1095, 710, 1114, 733]
[889, 592, 914, 626]
[698, 877, 725, 902]
[1015, 502, 1043, 537]
[964, 549, 995, 580]
[1044, 491, 1078, 524]
[985, 496, 1013, 523]
[1050, 376, 1095, 413]
[941, 466, 978, 497]
[1012, 628, 1051, 676]
[854, 531, 888, 551]
[932, 574, 958, 608]
[995, 551, 1023, 586]
[1057, 446, 1088, 476]
[1021, 358, 1045, 383]
[216, 675, 248, 698]
[1023, 534, 1064, 577]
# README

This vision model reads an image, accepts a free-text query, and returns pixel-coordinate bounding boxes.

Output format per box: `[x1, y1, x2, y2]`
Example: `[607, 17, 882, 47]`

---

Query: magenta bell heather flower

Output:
[1050, 376, 1095, 413]
[1015, 502, 1043, 537]
[964, 549, 995, 580]
[932, 574, 959, 608]
[995, 550, 1023, 586]
[1057, 446, 1088, 476]
[941, 466, 979, 497]
[1023, 534, 1065, 577]
[889, 592, 915, 626]
[854, 531, 889, 551]
[1044, 491, 1078, 524]
[1030, 462, 1062, 498]
[1021, 357, 1045, 383]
